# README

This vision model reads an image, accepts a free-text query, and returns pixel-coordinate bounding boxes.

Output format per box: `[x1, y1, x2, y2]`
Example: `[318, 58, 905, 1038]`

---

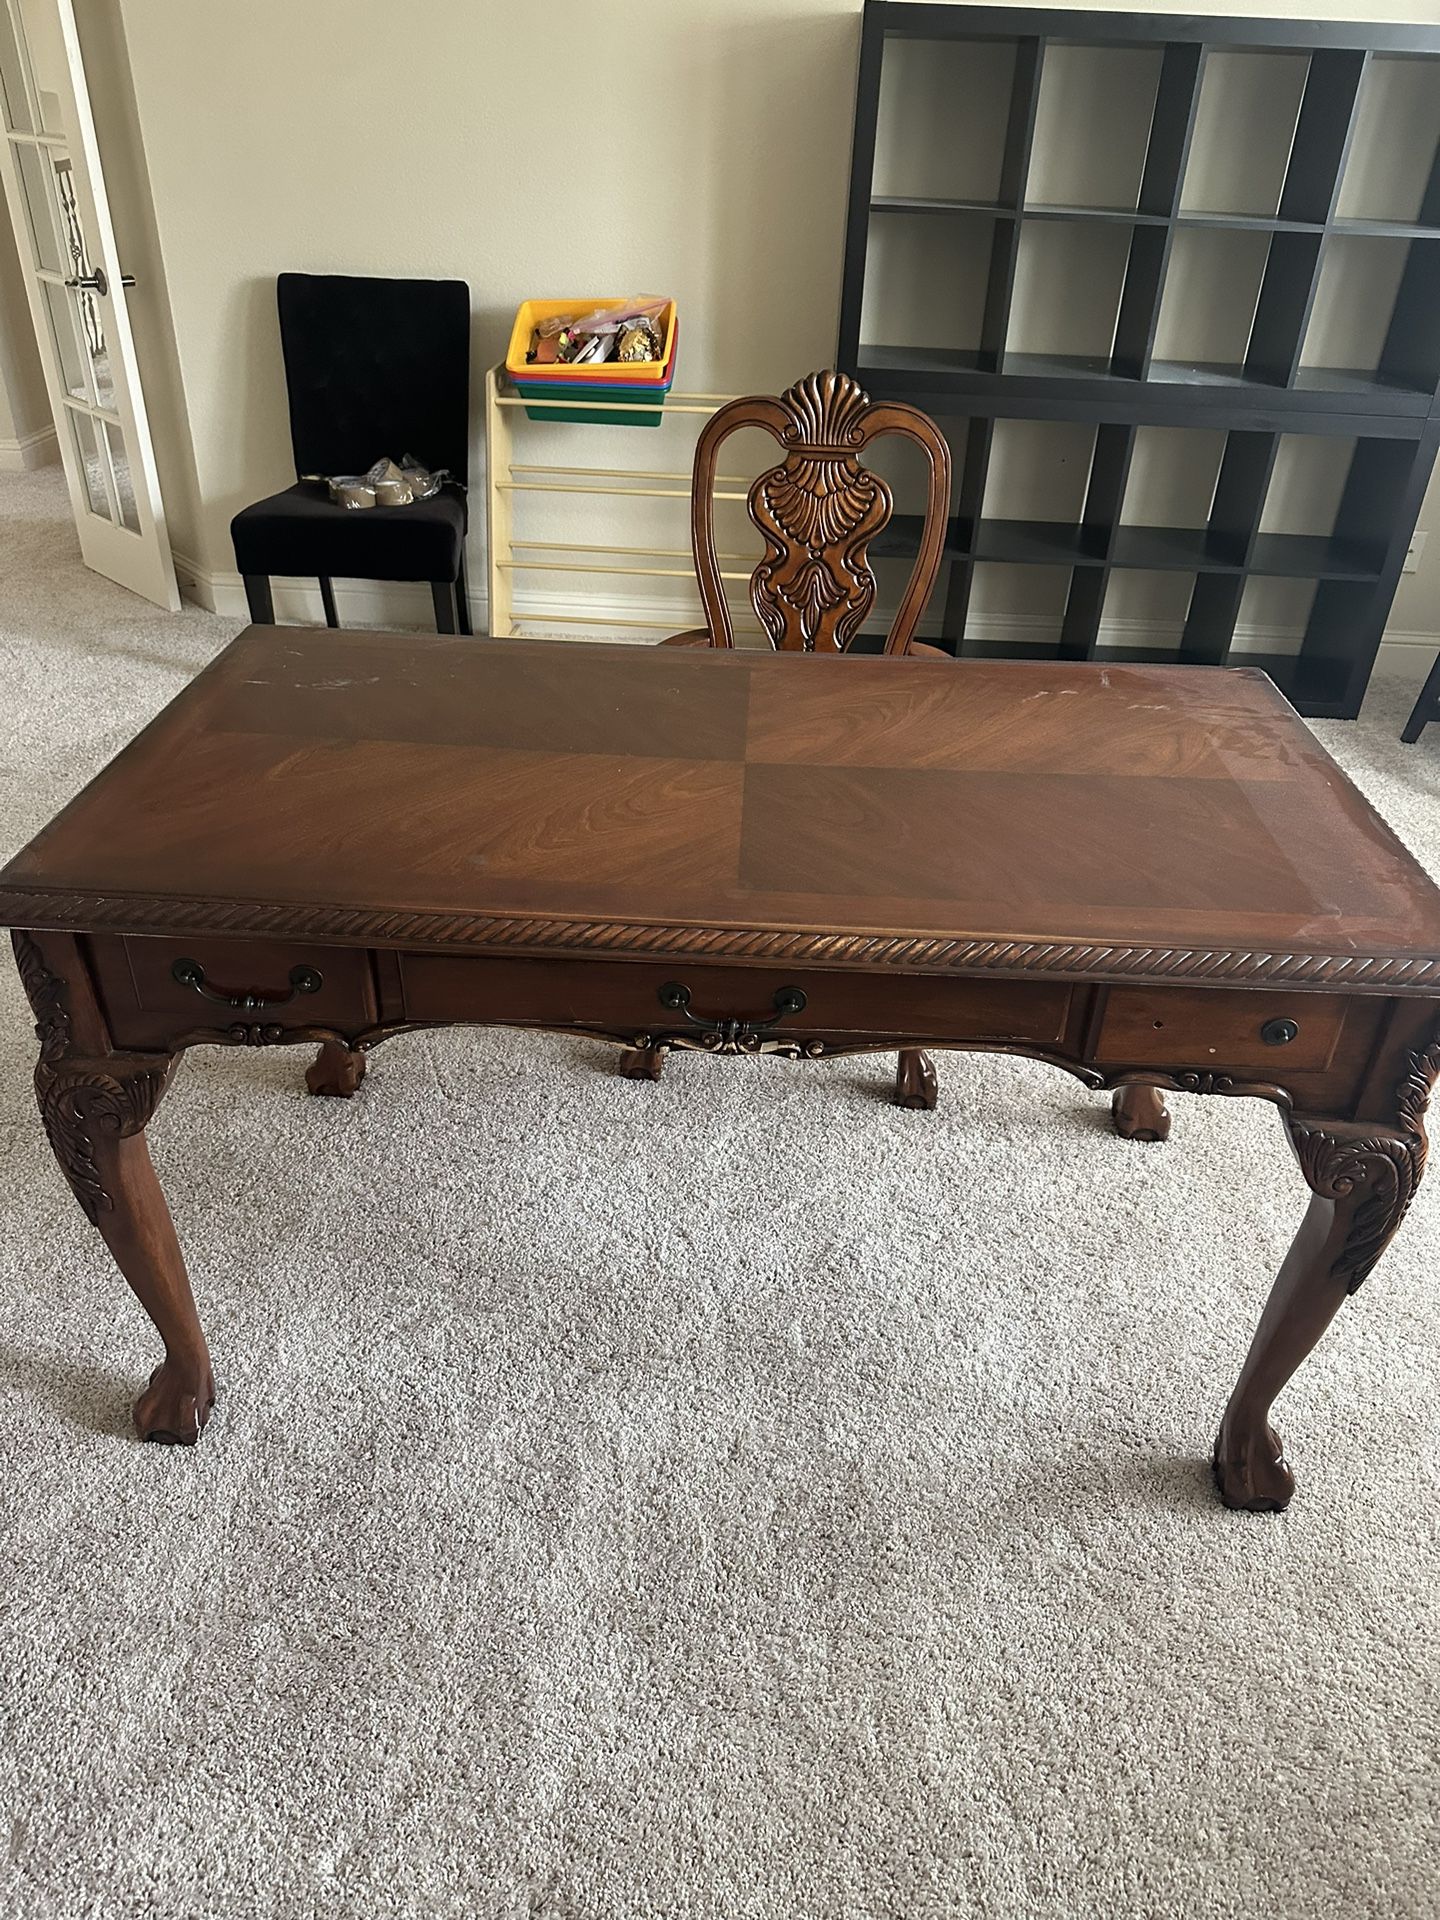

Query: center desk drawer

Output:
[398, 954, 1074, 1045]
[101, 936, 376, 1045]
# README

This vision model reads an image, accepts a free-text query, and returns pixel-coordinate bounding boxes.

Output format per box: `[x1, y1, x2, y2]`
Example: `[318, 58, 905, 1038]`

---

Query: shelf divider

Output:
[1244, 232, 1325, 387]
[1237, 50, 1368, 394]
[1179, 429, 1279, 663]
[1057, 569, 1108, 660]
[1137, 42, 1205, 218]
[942, 416, 995, 654]
[1112, 42, 1204, 379]
[979, 37, 1044, 369]
[1279, 49, 1368, 224]
[837, 0, 886, 374]
[1059, 422, 1136, 658]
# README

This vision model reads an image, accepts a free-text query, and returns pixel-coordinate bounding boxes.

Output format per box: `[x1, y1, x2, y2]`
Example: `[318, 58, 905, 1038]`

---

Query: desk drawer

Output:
[100, 936, 376, 1045]
[1092, 987, 1346, 1074]
[399, 953, 1073, 1047]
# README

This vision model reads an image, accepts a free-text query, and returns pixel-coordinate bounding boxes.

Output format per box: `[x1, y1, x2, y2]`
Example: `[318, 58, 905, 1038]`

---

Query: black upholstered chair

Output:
[230, 273, 473, 633]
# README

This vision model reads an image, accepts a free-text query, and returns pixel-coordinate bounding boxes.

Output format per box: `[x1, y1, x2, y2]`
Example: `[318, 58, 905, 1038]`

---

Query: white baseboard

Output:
[172, 553, 1440, 677]
[0, 423, 58, 472]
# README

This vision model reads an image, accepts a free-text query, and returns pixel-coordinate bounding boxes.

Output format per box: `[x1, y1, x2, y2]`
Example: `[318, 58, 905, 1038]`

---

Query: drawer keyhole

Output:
[1261, 1017, 1299, 1047]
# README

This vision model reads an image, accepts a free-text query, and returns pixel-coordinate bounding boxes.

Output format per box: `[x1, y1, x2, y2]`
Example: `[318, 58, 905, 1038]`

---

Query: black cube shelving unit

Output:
[838, 2, 1440, 716]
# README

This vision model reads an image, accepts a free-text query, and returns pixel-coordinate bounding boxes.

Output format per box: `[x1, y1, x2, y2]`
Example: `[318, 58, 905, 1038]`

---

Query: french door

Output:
[0, 0, 177, 608]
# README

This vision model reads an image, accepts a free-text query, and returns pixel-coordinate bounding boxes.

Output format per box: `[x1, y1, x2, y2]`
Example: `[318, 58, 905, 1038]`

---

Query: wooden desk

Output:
[5, 630, 1440, 1511]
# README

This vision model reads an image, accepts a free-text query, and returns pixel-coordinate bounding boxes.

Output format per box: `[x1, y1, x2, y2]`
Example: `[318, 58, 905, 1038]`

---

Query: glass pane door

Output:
[0, 0, 178, 607]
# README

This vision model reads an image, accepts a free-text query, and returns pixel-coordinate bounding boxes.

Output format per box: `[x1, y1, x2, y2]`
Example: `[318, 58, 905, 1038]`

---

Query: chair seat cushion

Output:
[230, 481, 467, 582]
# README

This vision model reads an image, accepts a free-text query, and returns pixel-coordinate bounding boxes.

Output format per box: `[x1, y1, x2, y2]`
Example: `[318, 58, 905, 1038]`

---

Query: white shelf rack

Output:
[484, 363, 769, 640]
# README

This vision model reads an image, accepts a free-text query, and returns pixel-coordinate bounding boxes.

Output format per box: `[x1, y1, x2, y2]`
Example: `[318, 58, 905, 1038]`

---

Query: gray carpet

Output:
[1, 466, 1438, 1919]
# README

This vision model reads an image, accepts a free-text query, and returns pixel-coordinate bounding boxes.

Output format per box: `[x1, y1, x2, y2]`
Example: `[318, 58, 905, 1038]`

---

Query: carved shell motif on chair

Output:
[749, 372, 893, 651]
[689, 369, 952, 657]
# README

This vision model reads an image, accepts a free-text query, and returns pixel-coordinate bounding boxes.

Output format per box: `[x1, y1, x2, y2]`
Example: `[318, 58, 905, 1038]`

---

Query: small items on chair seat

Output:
[230, 481, 466, 584]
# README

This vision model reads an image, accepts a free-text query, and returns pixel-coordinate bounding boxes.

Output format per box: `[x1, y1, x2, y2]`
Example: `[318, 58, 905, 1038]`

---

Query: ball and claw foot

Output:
[306, 1040, 367, 1098]
[134, 1354, 216, 1446]
[1112, 1084, 1171, 1142]
[619, 1044, 666, 1081]
[894, 1049, 938, 1110]
[1212, 1417, 1296, 1513]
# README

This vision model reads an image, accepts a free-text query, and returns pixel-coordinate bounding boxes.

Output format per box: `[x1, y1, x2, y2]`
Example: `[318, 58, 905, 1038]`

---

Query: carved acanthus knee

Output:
[1286, 1109, 1429, 1296]
[37, 1060, 175, 1223]
[15, 931, 176, 1222]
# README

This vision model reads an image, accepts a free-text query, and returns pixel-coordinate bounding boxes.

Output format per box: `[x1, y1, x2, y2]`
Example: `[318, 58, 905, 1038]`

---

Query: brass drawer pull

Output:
[1261, 1017, 1299, 1046]
[171, 957, 323, 1010]
[658, 980, 806, 1045]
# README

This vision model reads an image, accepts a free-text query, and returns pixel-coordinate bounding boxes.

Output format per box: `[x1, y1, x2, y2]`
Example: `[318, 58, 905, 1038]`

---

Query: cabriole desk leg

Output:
[13, 931, 214, 1444]
[1214, 1045, 1437, 1511]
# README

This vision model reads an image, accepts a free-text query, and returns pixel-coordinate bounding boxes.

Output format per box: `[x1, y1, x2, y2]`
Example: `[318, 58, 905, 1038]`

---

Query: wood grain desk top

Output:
[4, 627, 1440, 993]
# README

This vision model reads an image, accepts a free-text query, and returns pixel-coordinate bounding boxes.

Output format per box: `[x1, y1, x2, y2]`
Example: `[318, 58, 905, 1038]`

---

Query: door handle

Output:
[64, 268, 135, 296]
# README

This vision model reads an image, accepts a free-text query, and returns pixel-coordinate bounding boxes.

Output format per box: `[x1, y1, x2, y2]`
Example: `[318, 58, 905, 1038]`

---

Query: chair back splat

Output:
[690, 370, 951, 654]
[277, 272, 471, 485]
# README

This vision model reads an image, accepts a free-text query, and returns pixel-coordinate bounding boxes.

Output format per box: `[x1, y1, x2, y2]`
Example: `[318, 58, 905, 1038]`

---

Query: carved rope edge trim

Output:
[6, 894, 1440, 992]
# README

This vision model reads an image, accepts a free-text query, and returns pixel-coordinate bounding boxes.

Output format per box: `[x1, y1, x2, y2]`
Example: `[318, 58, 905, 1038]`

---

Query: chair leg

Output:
[431, 581, 457, 634]
[242, 574, 274, 624]
[318, 576, 339, 628]
[1402, 649, 1440, 742]
[455, 552, 473, 635]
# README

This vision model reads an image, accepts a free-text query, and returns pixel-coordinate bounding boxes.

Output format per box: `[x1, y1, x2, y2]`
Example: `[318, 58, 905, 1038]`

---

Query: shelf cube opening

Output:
[872, 35, 1020, 204]
[1119, 427, 1227, 533]
[1005, 220, 1130, 361]
[1102, 570, 1196, 655]
[966, 562, 1071, 651]
[1303, 235, 1439, 390]
[1151, 227, 1270, 373]
[1336, 55, 1440, 225]
[982, 420, 1094, 525]
[1179, 50, 1309, 217]
[860, 209, 997, 362]
[1230, 577, 1318, 660]
[1259, 437, 1354, 538]
[1025, 43, 1162, 212]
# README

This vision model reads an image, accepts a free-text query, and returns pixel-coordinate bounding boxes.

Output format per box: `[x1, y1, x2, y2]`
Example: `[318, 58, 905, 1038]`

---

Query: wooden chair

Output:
[619, 367, 953, 1107]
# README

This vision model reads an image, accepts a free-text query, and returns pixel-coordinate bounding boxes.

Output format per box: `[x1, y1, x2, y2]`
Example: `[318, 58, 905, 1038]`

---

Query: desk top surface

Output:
[5, 628, 1440, 993]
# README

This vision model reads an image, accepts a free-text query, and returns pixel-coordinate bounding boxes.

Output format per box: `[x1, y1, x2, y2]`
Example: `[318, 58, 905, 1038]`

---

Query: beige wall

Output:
[0, 205, 52, 463]
[84, 0, 1440, 640]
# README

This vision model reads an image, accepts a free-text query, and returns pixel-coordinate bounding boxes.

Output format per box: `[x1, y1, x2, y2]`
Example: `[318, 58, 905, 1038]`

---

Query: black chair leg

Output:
[431, 581, 457, 634]
[1402, 649, 1440, 742]
[242, 574, 274, 623]
[318, 576, 339, 628]
[455, 551, 473, 635]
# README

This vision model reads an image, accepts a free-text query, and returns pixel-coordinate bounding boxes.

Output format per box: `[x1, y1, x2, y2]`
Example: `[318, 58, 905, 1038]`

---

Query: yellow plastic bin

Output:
[506, 298, 677, 426]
